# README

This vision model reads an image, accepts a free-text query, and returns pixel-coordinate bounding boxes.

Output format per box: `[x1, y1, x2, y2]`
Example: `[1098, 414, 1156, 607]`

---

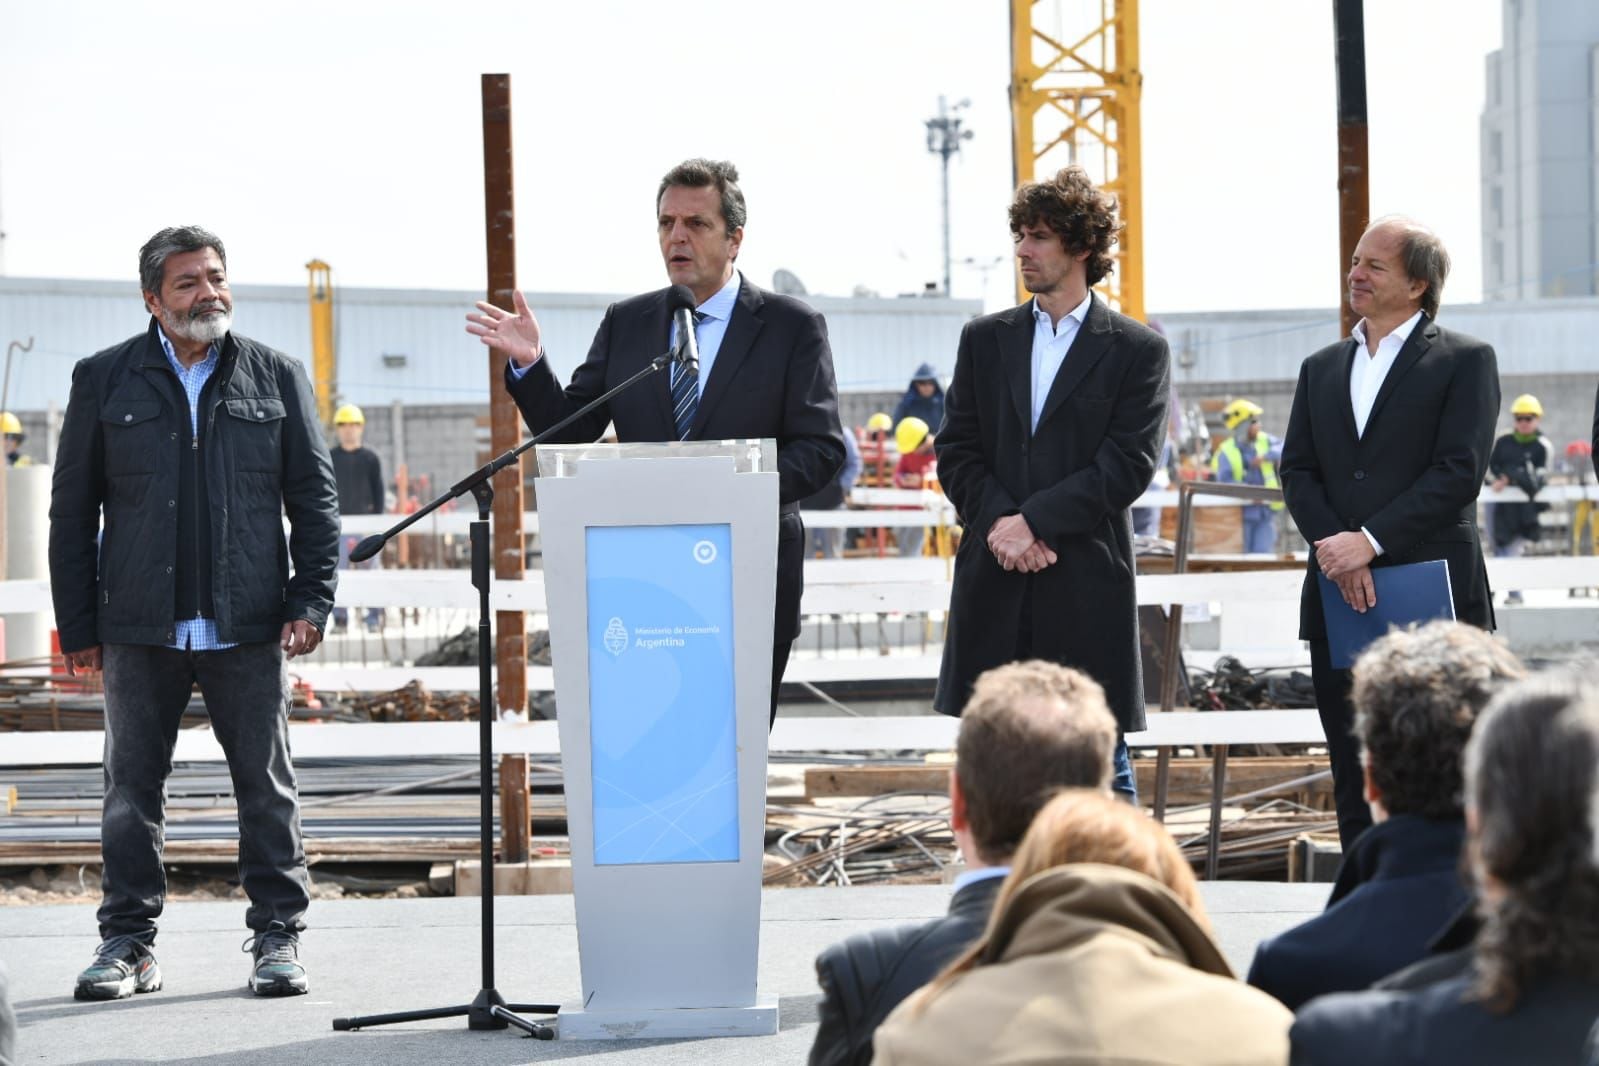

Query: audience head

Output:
[923, 790, 1201, 1006]
[953, 660, 1118, 866]
[1001, 789, 1203, 917]
[1351, 621, 1526, 821]
[1464, 672, 1599, 1012]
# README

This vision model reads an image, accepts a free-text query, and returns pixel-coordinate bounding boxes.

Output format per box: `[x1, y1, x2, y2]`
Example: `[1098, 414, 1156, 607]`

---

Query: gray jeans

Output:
[99, 641, 309, 940]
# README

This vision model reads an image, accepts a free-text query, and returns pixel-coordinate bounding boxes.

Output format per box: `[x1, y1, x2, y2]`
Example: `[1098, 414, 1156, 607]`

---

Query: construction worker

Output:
[894, 416, 936, 557]
[330, 403, 385, 632]
[864, 410, 896, 487]
[1211, 399, 1283, 554]
[891, 362, 944, 432]
[1487, 394, 1552, 604]
[2, 411, 32, 466]
[1567, 440, 1597, 558]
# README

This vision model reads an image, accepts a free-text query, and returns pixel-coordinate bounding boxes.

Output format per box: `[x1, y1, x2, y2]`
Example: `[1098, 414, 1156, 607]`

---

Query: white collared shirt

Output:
[1346, 309, 1424, 557]
[1349, 309, 1423, 438]
[1030, 293, 1093, 432]
[951, 865, 1010, 894]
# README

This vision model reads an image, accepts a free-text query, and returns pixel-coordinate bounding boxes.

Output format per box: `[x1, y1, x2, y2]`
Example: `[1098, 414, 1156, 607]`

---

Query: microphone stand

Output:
[331, 346, 679, 1039]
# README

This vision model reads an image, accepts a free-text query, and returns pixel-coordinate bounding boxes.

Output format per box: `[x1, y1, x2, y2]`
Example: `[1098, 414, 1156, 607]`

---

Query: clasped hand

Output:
[987, 514, 1057, 573]
[1313, 530, 1377, 613]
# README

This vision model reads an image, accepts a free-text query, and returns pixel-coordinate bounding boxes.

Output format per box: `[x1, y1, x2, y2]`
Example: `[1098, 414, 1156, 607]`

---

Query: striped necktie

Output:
[670, 311, 705, 440]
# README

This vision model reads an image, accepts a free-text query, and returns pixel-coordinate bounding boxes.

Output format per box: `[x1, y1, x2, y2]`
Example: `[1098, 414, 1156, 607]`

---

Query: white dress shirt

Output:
[1030, 293, 1093, 432]
[1346, 309, 1424, 556]
[1349, 310, 1422, 438]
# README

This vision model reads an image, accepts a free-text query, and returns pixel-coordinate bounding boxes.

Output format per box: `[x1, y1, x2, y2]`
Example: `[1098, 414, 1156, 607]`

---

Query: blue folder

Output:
[1318, 559, 1456, 669]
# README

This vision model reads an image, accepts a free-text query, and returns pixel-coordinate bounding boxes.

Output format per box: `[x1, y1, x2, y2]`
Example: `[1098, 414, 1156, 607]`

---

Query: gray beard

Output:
[163, 306, 232, 345]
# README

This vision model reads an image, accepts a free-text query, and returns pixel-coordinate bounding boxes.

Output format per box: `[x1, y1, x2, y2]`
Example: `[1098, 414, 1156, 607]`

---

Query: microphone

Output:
[667, 284, 699, 374]
[348, 534, 386, 563]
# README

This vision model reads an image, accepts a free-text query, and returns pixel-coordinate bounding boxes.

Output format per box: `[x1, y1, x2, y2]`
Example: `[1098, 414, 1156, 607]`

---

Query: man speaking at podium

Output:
[467, 158, 845, 725]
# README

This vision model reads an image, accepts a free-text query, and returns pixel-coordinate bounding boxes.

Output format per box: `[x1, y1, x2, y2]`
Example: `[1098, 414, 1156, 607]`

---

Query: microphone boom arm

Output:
[348, 348, 677, 561]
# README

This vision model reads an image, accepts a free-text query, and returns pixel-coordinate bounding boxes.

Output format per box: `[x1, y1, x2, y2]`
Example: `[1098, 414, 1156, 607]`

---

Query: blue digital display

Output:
[584, 523, 739, 865]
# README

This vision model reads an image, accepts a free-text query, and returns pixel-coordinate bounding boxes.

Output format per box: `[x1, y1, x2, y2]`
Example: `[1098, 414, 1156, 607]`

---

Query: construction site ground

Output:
[0, 880, 1328, 1065]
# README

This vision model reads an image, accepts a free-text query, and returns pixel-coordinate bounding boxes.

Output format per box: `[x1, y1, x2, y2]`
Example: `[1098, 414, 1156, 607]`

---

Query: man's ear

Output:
[949, 769, 969, 832]
[1362, 755, 1381, 807]
[142, 290, 159, 315]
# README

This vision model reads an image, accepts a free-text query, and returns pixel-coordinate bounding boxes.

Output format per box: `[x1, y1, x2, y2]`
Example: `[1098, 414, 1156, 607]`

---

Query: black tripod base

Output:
[332, 988, 558, 1038]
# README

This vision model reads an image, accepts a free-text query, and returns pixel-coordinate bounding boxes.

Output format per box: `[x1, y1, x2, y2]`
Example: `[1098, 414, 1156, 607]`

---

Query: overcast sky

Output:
[0, 0, 1500, 314]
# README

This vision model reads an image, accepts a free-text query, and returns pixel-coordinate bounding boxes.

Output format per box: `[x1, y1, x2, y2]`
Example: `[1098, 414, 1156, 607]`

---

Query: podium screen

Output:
[584, 523, 740, 865]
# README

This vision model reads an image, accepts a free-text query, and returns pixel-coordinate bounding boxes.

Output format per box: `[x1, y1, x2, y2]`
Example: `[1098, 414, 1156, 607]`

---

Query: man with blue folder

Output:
[1281, 217, 1500, 850]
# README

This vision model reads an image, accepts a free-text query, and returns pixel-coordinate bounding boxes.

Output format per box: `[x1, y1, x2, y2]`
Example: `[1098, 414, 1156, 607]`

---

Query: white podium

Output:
[535, 441, 780, 1039]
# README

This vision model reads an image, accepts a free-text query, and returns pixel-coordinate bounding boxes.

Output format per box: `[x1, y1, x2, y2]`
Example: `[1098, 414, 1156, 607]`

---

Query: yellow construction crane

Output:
[1010, 0, 1144, 321]
[306, 259, 336, 426]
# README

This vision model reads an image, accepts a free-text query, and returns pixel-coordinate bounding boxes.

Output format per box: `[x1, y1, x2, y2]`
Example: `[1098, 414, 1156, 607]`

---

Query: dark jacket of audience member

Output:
[1291, 970, 1599, 1066]
[890, 363, 943, 433]
[1255, 621, 1520, 1009]
[810, 662, 1119, 1066]
[873, 793, 1292, 1066]
[1291, 675, 1599, 1066]
[1249, 816, 1467, 1009]
[810, 875, 1001, 1066]
[1373, 901, 1478, 991]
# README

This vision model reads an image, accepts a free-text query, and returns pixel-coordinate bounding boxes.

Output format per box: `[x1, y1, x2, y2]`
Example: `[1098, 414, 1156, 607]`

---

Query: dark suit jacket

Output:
[810, 874, 1003, 1066]
[1591, 381, 1598, 480]
[1290, 971, 1599, 1066]
[1248, 815, 1468, 1010]
[933, 295, 1171, 731]
[506, 278, 844, 641]
[1280, 316, 1500, 642]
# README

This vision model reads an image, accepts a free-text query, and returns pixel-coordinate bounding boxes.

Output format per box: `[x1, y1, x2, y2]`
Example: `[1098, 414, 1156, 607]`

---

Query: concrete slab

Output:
[0, 882, 1328, 1065]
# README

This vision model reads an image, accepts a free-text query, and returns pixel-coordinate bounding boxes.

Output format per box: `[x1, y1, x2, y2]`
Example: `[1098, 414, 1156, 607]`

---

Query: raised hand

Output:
[465, 289, 543, 367]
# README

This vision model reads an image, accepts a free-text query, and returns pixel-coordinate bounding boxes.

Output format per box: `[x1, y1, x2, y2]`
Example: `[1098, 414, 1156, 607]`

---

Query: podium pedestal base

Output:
[557, 998, 778, 1041]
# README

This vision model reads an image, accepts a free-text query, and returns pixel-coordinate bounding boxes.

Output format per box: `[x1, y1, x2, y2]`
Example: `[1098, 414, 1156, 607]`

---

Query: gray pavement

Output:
[0, 882, 1328, 1065]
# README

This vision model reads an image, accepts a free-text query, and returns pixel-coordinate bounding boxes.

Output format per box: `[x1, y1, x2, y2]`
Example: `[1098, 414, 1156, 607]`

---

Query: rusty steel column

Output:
[481, 73, 531, 864]
[1334, 0, 1370, 338]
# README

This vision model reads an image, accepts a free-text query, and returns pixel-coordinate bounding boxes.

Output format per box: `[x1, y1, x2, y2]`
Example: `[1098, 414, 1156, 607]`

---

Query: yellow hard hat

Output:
[0, 412, 20, 436]
[1510, 394, 1543, 417]
[1223, 398, 1264, 431]
[333, 403, 365, 425]
[866, 412, 893, 433]
[895, 416, 931, 454]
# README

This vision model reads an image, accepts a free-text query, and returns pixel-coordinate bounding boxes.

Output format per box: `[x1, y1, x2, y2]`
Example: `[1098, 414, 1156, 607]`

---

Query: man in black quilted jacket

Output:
[809, 660, 1119, 1066]
[49, 226, 338, 1003]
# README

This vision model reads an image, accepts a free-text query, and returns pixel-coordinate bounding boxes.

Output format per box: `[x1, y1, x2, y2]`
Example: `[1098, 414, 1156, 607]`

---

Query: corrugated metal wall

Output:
[1156, 297, 1599, 384]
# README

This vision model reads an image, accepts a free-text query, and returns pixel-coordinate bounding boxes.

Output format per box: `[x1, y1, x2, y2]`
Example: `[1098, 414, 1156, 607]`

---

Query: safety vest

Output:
[1211, 435, 1283, 511]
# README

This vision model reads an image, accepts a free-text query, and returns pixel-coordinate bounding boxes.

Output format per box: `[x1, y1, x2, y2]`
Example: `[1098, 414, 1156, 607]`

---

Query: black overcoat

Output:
[933, 295, 1170, 732]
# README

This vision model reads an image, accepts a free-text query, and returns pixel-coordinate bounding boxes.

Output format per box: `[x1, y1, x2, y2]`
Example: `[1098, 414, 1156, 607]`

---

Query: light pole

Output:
[926, 96, 972, 297]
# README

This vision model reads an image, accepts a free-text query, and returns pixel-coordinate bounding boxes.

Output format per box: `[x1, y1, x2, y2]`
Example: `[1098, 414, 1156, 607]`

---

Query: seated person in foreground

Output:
[1291, 673, 1599, 1066]
[872, 790, 1293, 1066]
[1249, 621, 1525, 1008]
[809, 661, 1118, 1066]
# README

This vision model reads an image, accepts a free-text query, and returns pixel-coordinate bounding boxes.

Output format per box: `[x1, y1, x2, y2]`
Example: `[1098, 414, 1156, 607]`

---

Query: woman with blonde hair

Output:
[872, 790, 1292, 1065]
